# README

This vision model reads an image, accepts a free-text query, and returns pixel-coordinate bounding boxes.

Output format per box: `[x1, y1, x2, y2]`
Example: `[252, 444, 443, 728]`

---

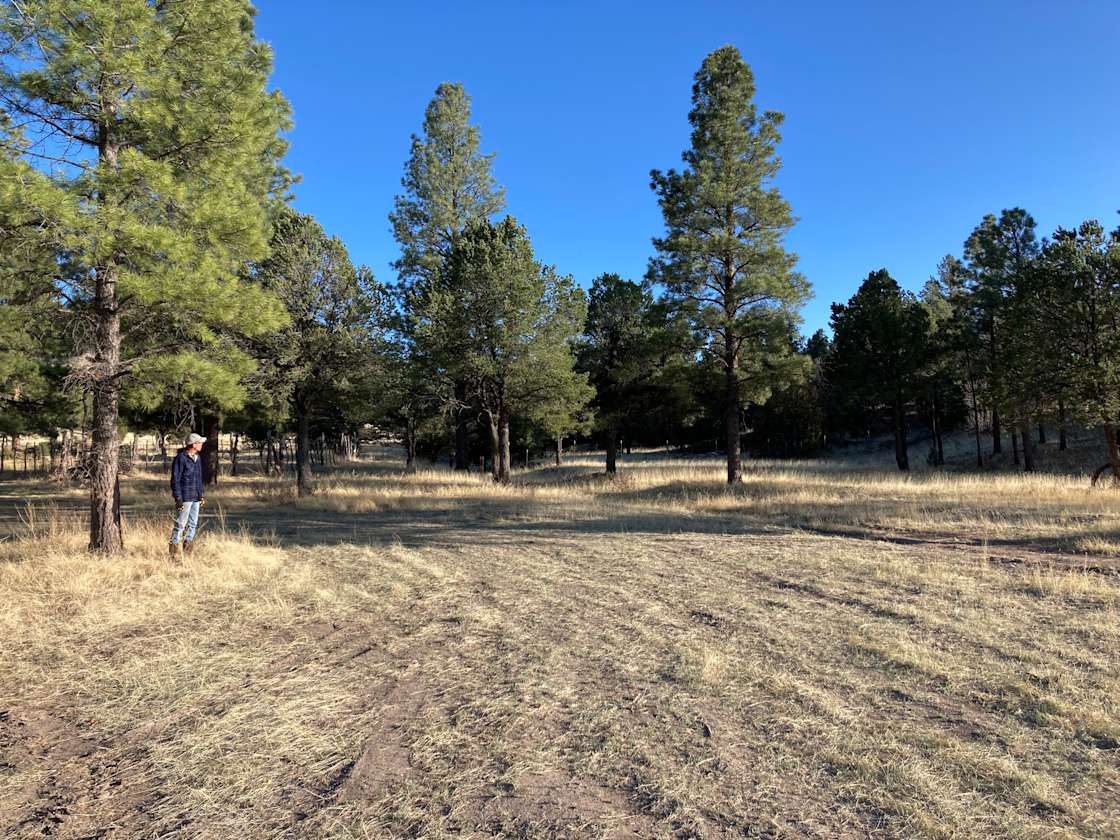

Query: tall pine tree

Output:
[0, 0, 290, 551]
[390, 83, 505, 470]
[962, 208, 1039, 459]
[650, 46, 808, 484]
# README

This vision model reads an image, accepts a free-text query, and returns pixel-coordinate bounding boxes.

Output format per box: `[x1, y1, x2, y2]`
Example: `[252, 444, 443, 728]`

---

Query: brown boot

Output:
[183, 540, 195, 556]
[169, 542, 183, 561]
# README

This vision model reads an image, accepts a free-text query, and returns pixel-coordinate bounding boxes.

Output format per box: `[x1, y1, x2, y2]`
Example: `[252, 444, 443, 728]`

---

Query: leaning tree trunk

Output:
[497, 407, 512, 484]
[201, 414, 220, 485]
[893, 391, 910, 471]
[89, 262, 124, 553]
[605, 430, 618, 475]
[294, 390, 314, 497]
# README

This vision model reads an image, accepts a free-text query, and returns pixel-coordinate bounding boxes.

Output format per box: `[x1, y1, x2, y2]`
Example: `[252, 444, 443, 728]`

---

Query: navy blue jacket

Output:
[170, 449, 204, 502]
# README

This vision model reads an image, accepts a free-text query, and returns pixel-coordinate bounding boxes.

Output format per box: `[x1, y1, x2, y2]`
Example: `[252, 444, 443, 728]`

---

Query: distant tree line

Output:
[1, 4, 1118, 555]
[815, 208, 1120, 477]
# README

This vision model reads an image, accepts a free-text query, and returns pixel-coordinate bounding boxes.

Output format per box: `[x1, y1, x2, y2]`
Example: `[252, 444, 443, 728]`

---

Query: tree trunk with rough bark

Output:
[497, 407, 512, 484]
[294, 390, 314, 496]
[1103, 422, 1120, 482]
[488, 415, 499, 482]
[1021, 421, 1036, 472]
[88, 261, 124, 553]
[201, 415, 219, 485]
[724, 340, 742, 484]
[605, 430, 618, 475]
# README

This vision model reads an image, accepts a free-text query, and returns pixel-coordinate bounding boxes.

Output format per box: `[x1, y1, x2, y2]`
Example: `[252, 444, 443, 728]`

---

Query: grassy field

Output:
[1, 449, 1119, 838]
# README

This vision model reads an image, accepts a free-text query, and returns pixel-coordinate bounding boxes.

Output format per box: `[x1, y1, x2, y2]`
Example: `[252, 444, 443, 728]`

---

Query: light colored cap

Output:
[186, 433, 208, 446]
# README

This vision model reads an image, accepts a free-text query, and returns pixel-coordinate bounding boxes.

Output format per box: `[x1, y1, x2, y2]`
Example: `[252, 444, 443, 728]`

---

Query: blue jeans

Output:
[170, 501, 200, 545]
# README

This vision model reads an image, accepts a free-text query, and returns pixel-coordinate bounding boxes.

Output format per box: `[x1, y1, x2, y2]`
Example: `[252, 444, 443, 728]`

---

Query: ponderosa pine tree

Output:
[650, 46, 809, 484]
[249, 209, 382, 497]
[390, 82, 505, 470]
[0, 0, 290, 551]
[422, 217, 591, 483]
[580, 274, 649, 474]
[927, 256, 987, 468]
[578, 273, 693, 474]
[1028, 221, 1120, 480]
[828, 270, 931, 472]
[963, 208, 1040, 459]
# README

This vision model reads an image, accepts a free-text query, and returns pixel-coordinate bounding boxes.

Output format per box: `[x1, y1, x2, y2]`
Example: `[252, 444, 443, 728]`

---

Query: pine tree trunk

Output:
[1038, 424, 1046, 445]
[88, 262, 124, 553]
[1020, 421, 1035, 472]
[992, 408, 1003, 455]
[230, 433, 239, 477]
[893, 391, 909, 472]
[1059, 401, 1068, 451]
[201, 415, 219, 485]
[725, 343, 742, 484]
[294, 389, 314, 496]
[404, 432, 416, 471]
[1011, 429, 1020, 465]
[555, 434, 562, 467]
[1103, 422, 1120, 482]
[488, 414, 500, 482]
[497, 407, 512, 484]
[605, 430, 618, 475]
[58, 430, 69, 483]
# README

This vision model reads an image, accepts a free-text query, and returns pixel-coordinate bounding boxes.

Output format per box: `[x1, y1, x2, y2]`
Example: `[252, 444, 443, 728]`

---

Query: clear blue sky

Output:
[255, 1, 1119, 335]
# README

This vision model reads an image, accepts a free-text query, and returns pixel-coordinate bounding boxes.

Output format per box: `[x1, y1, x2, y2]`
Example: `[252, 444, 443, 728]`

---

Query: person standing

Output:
[169, 433, 206, 558]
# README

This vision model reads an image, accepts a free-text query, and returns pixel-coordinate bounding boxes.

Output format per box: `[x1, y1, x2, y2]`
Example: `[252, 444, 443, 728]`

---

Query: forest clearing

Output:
[3, 1, 1119, 838]
[2, 447, 1119, 838]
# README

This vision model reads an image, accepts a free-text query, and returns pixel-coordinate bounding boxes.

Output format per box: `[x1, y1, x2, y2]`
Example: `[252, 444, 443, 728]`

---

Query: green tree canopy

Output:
[0, 0, 291, 550]
[389, 81, 505, 469]
[249, 208, 384, 496]
[650, 45, 809, 483]
[828, 270, 930, 471]
[421, 217, 591, 483]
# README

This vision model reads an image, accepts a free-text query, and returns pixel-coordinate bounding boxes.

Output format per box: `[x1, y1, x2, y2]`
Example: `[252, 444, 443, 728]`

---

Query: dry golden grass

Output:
[1, 448, 1118, 838]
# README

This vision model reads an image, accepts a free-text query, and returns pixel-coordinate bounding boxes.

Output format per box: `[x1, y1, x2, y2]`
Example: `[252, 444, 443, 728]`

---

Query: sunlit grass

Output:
[2, 448, 1119, 838]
